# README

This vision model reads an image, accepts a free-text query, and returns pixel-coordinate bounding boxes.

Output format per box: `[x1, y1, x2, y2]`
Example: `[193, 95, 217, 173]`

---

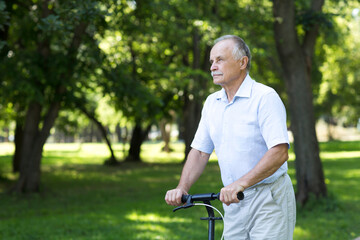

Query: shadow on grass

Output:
[0, 161, 223, 240]
[1, 143, 360, 240]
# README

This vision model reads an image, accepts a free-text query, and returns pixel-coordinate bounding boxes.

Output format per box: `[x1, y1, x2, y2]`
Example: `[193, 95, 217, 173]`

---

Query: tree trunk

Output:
[273, 0, 327, 205]
[13, 102, 43, 192]
[115, 124, 122, 143]
[89, 123, 95, 142]
[12, 119, 24, 173]
[324, 116, 336, 141]
[79, 106, 119, 166]
[160, 119, 172, 153]
[13, 100, 60, 193]
[121, 126, 129, 157]
[9, 2, 88, 193]
[126, 123, 151, 162]
[182, 94, 202, 160]
[0, 0, 13, 57]
[182, 28, 208, 161]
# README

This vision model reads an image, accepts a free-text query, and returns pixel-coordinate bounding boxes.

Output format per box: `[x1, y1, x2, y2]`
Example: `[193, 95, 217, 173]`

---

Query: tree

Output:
[101, 62, 162, 162]
[99, 0, 284, 162]
[272, 0, 327, 205]
[1, 0, 108, 193]
[315, 2, 360, 129]
[74, 95, 119, 165]
[131, 0, 217, 160]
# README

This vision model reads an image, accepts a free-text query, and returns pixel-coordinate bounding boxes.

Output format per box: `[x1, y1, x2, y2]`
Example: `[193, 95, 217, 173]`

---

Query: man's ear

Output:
[239, 56, 248, 70]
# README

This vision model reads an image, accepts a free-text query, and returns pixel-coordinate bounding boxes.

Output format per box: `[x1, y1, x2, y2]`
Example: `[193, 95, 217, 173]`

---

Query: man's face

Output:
[209, 39, 242, 87]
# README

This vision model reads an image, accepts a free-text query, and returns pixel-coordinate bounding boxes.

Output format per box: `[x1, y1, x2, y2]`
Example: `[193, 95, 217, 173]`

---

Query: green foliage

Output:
[0, 0, 107, 117]
[55, 110, 88, 136]
[0, 1, 10, 34]
[0, 0, 117, 151]
[296, 10, 335, 31]
[96, 0, 293, 131]
[1, 0, 360, 196]
[3, 0, 357, 139]
[315, 2, 360, 126]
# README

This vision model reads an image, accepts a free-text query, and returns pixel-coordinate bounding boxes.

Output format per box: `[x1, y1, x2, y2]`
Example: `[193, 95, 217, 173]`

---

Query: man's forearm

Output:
[237, 143, 289, 189]
[177, 148, 210, 192]
[220, 143, 289, 205]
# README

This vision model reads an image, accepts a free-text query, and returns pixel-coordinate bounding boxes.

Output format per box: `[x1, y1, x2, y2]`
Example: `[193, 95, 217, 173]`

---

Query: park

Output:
[1, 140, 360, 239]
[1, 0, 360, 239]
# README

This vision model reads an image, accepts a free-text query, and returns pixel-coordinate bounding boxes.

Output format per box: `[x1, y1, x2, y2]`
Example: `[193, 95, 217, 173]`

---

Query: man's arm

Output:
[220, 143, 289, 205]
[165, 148, 210, 206]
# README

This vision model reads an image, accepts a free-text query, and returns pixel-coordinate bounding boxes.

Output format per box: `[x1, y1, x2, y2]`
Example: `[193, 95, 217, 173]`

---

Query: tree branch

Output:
[302, 0, 325, 74]
[273, 0, 301, 63]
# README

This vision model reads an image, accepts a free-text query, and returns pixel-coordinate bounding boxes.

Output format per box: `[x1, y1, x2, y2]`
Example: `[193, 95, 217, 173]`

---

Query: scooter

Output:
[172, 192, 244, 240]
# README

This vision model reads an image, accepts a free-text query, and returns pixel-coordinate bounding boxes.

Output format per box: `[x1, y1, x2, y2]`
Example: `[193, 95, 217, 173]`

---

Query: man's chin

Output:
[213, 77, 222, 85]
[212, 79, 223, 85]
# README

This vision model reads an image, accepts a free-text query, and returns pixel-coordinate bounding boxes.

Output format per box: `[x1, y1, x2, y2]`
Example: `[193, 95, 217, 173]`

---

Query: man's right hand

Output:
[165, 188, 188, 206]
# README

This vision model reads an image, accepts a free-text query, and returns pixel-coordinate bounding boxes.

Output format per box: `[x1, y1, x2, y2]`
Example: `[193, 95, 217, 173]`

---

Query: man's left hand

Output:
[220, 183, 245, 206]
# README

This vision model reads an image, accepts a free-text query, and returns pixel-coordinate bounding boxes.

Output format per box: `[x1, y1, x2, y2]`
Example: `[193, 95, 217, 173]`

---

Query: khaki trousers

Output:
[223, 174, 296, 240]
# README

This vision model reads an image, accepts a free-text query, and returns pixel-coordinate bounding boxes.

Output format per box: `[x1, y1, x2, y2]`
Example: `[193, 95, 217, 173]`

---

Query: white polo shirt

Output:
[191, 75, 289, 187]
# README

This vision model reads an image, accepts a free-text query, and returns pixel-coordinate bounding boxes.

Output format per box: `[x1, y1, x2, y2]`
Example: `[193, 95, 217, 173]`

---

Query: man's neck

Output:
[223, 72, 247, 103]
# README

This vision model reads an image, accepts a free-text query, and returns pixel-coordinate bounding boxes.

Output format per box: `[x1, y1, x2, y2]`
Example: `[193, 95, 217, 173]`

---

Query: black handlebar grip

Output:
[237, 191, 244, 200]
[181, 192, 244, 204]
[181, 194, 189, 203]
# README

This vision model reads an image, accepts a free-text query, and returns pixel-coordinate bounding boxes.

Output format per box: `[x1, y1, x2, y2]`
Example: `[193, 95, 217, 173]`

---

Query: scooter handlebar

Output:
[181, 191, 244, 204]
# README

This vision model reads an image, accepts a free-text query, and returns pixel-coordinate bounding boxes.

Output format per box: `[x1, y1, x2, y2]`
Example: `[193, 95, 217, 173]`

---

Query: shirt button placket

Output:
[222, 105, 228, 144]
[223, 104, 232, 185]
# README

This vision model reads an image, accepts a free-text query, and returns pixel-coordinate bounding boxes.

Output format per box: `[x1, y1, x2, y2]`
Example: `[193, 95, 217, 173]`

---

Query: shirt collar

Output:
[216, 74, 254, 101]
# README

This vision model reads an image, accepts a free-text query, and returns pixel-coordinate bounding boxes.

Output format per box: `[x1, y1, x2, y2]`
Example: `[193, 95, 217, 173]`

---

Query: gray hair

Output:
[214, 35, 251, 72]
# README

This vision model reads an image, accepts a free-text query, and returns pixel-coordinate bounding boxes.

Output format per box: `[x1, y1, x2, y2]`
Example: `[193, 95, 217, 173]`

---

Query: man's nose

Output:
[210, 62, 217, 71]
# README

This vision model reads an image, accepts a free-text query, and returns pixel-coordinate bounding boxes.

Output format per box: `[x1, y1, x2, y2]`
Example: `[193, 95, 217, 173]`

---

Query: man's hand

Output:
[220, 182, 245, 206]
[165, 188, 188, 206]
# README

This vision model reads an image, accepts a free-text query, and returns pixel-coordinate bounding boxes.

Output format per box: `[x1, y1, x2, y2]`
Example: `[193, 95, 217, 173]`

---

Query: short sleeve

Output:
[258, 91, 290, 150]
[191, 99, 215, 154]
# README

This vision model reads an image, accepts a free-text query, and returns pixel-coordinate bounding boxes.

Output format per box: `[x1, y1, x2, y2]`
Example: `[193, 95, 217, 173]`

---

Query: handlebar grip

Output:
[181, 192, 244, 203]
[237, 191, 244, 200]
[181, 194, 189, 203]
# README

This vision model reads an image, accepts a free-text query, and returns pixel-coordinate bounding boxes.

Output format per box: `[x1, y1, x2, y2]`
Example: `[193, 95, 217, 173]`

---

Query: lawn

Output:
[0, 140, 359, 240]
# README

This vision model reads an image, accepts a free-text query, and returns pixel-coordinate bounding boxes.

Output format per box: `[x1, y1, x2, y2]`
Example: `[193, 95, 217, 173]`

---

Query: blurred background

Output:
[0, 1, 360, 239]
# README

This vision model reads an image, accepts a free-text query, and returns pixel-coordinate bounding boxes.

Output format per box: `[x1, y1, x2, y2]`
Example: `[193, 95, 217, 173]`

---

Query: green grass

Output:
[0, 140, 359, 240]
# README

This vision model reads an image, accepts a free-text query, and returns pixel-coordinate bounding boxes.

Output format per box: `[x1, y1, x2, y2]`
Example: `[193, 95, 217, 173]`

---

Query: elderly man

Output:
[165, 35, 296, 240]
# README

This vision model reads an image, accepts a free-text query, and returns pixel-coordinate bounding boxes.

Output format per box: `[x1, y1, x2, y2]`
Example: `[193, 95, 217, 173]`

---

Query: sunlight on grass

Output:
[288, 152, 295, 161]
[126, 211, 188, 223]
[0, 141, 299, 165]
[141, 141, 184, 163]
[125, 212, 186, 240]
[43, 143, 83, 151]
[78, 143, 117, 157]
[1, 141, 360, 240]
[132, 224, 168, 240]
[344, 169, 360, 178]
[44, 143, 113, 158]
[321, 151, 360, 160]
[0, 142, 14, 155]
[294, 227, 311, 239]
[141, 142, 223, 163]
